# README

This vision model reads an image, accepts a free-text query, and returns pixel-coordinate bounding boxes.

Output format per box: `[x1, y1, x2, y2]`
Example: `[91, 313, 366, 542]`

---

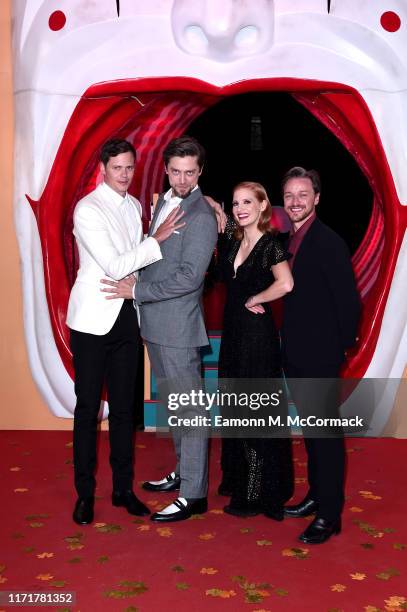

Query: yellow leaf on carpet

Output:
[206, 588, 236, 598]
[330, 584, 347, 592]
[157, 527, 173, 537]
[36, 574, 54, 581]
[199, 533, 215, 540]
[350, 573, 366, 580]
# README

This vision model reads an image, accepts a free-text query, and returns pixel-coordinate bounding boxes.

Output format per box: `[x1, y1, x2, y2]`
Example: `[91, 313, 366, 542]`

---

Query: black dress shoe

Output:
[150, 497, 207, 522]
[142, 472, 181, 493]
[284, 496, 318, 518]
[112, 490, 150, 516]
[299, 517, 341, 544]
[73, 497, 94, 525]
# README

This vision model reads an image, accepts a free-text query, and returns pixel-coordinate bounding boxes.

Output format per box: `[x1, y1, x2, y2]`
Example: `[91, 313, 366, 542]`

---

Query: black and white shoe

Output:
[150, 497, 207, 522]
[142, 472, 181, 492]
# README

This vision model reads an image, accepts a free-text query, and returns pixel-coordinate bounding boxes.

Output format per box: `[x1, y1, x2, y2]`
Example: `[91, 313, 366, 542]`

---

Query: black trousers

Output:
[284, 361, 345, 522]
[71, 300, 141, 498]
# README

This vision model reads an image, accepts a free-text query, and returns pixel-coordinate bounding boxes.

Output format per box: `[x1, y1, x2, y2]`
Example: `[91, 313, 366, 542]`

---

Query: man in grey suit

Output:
[102, 136, 218, 522]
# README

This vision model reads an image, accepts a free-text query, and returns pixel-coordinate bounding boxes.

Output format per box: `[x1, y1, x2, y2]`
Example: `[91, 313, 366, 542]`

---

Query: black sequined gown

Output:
[217, 221, 294, 516]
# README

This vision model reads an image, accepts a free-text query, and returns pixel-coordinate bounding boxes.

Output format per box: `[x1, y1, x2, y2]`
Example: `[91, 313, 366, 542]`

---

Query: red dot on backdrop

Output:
[380, 11, 401, 32]
[49, 10, 66, 31]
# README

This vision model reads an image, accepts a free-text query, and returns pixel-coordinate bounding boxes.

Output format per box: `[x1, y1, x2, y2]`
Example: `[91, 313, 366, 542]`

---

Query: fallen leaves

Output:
[199, 533, 215, 540]
[376, 567, 400, 581]
[349, 507, 364, 513]
[350, 572, 367, 581]
[331, 584, 347, 592]
[359, 490, 382, 501]
[171, 565, 185, 573]
[64, 532, 84, 551]
[37, 552, 54, 559]
[94, 523, 122, 534]
[9, 466, 21, 471]
[282, 547, 309, 559]
[232, 576, 274, 604]
[200, 568, 218, 575]
[353, 520, 384, 538]
[104, 580, 148, 599]
[205, 589, 236, 599]
[36, 573, 54, 581]
[384, 595, 407, 611]
[50, 580, 67, 588]
[156, 527, 173, 538]
[256, 540, 272, 547]
[175, 582, 189, 591]
[14, 488, 28, 493]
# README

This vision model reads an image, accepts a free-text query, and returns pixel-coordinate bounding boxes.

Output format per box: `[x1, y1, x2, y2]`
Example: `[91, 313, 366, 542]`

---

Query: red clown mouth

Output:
[27, 77, 407, 380]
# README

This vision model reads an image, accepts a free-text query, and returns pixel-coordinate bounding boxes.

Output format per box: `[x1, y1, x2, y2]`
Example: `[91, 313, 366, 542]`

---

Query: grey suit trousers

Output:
[146, 341, 208, 499]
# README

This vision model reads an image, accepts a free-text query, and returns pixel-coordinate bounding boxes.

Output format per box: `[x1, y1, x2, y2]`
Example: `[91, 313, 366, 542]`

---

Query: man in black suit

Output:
[281, 166, 360, 544]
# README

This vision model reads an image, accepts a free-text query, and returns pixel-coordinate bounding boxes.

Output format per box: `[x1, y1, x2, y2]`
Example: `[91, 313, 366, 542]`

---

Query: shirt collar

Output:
[101, 181, 128, 207]
[164, 185, 199, 204]
[289, 211, 316, 237]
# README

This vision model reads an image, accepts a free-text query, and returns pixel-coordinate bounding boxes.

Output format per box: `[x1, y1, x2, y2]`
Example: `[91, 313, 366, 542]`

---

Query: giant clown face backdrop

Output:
[12, 1, 407, 426]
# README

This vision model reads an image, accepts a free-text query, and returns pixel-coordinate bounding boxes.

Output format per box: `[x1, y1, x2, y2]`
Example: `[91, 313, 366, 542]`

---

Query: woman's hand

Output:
[245, 296, 265, 314]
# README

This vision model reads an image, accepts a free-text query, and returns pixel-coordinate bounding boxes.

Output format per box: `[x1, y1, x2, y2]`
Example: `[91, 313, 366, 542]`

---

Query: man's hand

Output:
[100, 275, 136, 299]
[204, 196, 227, 233]
[153, 207, 185, 243]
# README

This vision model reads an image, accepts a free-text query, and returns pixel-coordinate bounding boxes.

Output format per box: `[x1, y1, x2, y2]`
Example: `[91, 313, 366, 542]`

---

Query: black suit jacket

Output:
[281, 218, 360, 368]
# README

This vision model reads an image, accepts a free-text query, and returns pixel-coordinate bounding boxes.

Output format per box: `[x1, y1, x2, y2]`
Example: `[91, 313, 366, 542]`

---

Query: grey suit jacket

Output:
[135, 187, 218, 348]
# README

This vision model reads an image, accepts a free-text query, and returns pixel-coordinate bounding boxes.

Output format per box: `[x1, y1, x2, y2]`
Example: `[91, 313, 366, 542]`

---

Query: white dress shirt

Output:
[153, 186, 198, 230]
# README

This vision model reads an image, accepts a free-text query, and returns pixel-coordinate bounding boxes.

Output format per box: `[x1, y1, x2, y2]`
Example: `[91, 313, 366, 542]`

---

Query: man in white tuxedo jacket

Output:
[66, 139, 183, 525]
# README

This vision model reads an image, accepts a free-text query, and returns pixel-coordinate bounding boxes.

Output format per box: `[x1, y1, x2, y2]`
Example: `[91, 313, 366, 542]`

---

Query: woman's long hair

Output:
[233, 181, 274, 241]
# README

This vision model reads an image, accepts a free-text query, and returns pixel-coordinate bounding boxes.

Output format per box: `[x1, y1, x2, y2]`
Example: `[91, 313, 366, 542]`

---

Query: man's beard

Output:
[172, 186, 193, 199]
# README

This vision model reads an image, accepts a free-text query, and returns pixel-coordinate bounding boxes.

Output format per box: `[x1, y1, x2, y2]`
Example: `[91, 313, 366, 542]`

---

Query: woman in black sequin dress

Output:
[217, 182, 294, 520]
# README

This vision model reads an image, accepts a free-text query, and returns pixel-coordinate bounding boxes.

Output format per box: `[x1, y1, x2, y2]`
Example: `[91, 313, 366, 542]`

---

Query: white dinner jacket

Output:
[66, 182, 162, 335]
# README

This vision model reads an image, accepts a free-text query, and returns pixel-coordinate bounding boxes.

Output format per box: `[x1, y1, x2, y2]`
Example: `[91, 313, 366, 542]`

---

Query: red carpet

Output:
[1, 431, 406, 611]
